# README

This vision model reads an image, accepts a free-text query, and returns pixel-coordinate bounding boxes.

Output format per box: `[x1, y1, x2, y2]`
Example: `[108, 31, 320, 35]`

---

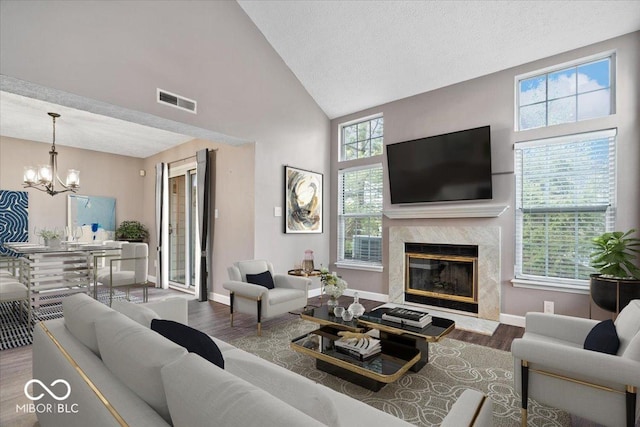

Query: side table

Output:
[288, 269, 322, 307]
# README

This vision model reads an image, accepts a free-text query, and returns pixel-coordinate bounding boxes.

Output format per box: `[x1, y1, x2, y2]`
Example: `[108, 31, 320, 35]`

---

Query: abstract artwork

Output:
[0, 190, 29, 255]
[67, 195, 116, 242]
[284, 166, 323, 234]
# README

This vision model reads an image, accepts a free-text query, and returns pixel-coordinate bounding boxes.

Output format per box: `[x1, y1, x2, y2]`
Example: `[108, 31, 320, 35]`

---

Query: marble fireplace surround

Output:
[389, 226, 501, 321]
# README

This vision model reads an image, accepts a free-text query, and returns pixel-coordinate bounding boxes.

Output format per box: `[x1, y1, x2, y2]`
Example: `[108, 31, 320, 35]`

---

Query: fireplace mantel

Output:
[383, 203, 509, 219]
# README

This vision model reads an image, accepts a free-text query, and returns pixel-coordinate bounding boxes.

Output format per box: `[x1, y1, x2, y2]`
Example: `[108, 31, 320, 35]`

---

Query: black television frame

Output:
[386, 126, 492, 205]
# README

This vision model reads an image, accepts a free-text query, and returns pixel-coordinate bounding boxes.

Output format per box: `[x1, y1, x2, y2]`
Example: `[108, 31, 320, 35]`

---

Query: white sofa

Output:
[33, 293, 492, 427]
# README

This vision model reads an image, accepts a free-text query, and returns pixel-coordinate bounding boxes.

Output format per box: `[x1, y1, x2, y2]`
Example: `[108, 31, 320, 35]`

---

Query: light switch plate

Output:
[274, 207, 282, 217]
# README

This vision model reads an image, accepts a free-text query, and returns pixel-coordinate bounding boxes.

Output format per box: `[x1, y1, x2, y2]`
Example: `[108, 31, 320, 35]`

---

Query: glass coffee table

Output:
[291, 305, 454, 391]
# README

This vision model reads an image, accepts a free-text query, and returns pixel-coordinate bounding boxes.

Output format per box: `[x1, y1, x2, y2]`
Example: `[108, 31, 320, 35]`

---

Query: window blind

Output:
[338, 164, 383, 263]
[514, 129, 616, 285]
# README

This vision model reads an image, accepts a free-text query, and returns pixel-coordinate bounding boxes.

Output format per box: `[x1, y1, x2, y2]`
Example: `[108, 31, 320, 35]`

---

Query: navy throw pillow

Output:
[584, 319, 620, 355]
[246, 270, 275, 289]
[151, 319, 224, 369]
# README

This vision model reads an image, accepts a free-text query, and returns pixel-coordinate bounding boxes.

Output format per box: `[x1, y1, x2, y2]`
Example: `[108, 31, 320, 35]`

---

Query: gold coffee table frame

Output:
[291, 305, 454, 391]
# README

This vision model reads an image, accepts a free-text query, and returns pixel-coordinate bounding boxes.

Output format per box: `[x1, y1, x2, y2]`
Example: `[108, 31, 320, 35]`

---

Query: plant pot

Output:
[590, 273, 640, 313]
[44, 238, 61, 248]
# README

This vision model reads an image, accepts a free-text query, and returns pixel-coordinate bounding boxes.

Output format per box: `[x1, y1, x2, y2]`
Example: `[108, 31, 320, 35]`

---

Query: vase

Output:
[327, 296, 339, 310]
[348, 292, 365, 318]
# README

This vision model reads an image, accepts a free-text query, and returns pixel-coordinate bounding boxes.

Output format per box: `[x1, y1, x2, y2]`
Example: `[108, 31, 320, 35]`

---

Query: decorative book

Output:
[334, 335, 381, 361]
[382, 307, 432, 328]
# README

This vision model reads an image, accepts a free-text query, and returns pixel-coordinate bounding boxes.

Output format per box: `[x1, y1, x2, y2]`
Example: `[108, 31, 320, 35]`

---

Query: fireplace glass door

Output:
[405, 253, 477, 304]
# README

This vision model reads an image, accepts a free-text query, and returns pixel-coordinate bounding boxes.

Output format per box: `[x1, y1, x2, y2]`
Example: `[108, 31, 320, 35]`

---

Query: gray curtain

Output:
[196, 149, 216, 302]
[155, 163, 168, 289]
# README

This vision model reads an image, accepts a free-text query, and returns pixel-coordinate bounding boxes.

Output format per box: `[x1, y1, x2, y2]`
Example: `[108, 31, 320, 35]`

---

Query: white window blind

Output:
[514, 129, 616, 286]
[338, 165, 383, 264]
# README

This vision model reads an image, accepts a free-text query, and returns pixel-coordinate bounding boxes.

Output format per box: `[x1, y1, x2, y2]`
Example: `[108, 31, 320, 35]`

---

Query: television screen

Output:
[386, 126, 492, 204]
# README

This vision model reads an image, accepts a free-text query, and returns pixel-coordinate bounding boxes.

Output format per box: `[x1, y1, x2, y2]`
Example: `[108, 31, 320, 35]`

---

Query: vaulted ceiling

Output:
[1, 1, 639, 156]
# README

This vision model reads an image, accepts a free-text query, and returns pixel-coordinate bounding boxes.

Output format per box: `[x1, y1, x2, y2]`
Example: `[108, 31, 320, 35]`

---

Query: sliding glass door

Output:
[168, 164, 198, 290]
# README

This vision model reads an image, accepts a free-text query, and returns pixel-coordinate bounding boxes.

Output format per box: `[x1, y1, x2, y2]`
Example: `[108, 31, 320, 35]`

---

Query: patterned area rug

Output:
[0, 289, 142, 351]
[230, 319, 571, 427]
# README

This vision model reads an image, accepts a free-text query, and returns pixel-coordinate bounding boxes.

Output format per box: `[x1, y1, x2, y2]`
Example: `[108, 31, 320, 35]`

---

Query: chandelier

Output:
[23, 112, 80, 196]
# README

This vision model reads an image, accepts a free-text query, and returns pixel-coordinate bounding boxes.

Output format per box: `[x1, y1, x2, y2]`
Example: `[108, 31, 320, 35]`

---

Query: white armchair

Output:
[511, 300, 640, 427]
[223, 260, 310, 336]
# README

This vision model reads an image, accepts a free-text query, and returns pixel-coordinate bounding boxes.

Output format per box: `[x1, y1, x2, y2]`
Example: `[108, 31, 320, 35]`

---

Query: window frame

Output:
[514, 50, 616, 131]
[337, 114, 384, 271]
[513, 129, 617, 292]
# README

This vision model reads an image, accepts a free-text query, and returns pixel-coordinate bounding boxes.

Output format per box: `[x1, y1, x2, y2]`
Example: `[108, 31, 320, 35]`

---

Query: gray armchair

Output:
[223, 260, 310, 336]
[511, 299, 640, 427]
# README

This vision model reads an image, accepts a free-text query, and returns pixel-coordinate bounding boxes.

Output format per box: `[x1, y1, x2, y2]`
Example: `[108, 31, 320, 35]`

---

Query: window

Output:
[514, 129, 616, 288]
[340, 116, 384, 161]
[337, 115, 383, 269]
[338, 165, 383, 265]
[517, 54, 614, 130]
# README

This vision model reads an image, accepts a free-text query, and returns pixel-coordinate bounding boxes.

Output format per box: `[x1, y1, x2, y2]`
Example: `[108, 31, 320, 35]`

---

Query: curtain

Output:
[196, 149, 216, 302]
[155, 163, 169, 289]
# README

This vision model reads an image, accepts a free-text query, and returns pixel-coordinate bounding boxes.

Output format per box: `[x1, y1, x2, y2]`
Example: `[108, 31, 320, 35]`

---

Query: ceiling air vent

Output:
[157, 88, 197, 114]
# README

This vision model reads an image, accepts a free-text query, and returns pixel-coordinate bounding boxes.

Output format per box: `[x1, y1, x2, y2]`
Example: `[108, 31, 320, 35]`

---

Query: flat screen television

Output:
[386, 125, 492, 204]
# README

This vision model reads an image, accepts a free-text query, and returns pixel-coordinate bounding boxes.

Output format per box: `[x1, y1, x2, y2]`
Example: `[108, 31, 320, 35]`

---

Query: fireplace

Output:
[404, 243, 478, 313]
[389, 226, 501, 321]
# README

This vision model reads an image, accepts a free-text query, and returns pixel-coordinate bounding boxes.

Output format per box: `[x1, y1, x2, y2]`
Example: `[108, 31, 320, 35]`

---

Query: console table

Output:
[291, 305, 454, 391]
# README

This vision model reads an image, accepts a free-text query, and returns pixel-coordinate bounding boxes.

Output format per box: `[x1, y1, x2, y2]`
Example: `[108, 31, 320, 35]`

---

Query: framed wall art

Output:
[284, 166, 323, 234]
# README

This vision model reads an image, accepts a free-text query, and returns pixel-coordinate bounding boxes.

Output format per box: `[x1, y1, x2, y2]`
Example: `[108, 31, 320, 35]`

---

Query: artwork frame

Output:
[67, 194, 116, 242]
[284, 166, 323, 234]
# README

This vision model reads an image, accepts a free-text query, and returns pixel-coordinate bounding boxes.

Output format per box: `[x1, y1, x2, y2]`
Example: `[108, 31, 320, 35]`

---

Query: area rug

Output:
[230, 319, 571, 427]
[0, 289, 142, 351]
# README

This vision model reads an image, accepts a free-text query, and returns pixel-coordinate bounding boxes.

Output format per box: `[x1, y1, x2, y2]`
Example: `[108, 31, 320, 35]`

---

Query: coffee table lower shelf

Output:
[291, 327, 421, 391]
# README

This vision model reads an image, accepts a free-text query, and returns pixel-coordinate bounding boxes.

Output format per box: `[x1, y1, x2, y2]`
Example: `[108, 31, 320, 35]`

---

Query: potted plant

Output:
[115, 220, 149, 242]
[38, 228, 62, 248]
[589, 229, 640, 313]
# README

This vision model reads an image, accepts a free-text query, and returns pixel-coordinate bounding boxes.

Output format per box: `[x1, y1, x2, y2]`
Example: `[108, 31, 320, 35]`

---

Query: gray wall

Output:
[0, 135, 146, 236]
[0, 1, 331, 283]
[330, 31, 640, 319]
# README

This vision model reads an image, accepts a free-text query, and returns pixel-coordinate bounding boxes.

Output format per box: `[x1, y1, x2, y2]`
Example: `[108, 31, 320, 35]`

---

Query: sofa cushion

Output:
[246, 270, 275, 289]
[62, 293, 116, 356]
[615, 300, 640, 356]
[95, 311, 187, 424]
[33, 319, 171, 427]
[151, 319, 224, 369]
[584, 319, 620, 354]
[161, 353, 324, 427]
[112, 300, 160, 328]
[223, 348, 339, 425]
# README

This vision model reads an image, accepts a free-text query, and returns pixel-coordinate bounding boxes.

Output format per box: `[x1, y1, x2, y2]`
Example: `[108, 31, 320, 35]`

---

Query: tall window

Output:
[338, 116, 383, 268]
[514, 129, 616, 288]
[517, 54, 614, 130]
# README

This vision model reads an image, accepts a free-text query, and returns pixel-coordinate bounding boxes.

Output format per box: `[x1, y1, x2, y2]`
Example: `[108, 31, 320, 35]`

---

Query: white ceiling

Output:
[0, 91, 195, 158]
[2, 1, 639, 157]
[238, 0, 640, 119]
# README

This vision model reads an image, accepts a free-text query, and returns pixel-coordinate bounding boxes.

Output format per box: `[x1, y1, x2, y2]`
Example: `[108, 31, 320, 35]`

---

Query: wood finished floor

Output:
[2, 288, 599, 427]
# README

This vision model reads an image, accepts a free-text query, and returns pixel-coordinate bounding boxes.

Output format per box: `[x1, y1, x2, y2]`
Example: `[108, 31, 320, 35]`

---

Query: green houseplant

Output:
[115, 220, 149, 242]
[589, 229, 640, 313]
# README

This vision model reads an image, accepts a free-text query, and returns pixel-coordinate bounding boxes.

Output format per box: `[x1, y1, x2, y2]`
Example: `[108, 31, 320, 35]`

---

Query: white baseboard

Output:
[210, 292, 230, 306]
[342, 289, 388, 303]
[499, 313, 526, 328]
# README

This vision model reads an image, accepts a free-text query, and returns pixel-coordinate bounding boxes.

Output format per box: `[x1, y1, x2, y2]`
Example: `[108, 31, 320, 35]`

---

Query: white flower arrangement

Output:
[320, 268, 347, 298]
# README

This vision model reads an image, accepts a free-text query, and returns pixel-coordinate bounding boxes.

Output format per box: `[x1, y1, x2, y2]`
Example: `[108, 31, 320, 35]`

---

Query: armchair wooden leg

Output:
[627, 385, 637, 427]
[521, 360, 529, 427]
[257, 297, 262, 337]
[229, 292, 234, 327]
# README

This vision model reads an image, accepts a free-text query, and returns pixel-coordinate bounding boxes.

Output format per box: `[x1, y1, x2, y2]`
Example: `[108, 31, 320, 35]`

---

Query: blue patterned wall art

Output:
[0, 190, 29, 255]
